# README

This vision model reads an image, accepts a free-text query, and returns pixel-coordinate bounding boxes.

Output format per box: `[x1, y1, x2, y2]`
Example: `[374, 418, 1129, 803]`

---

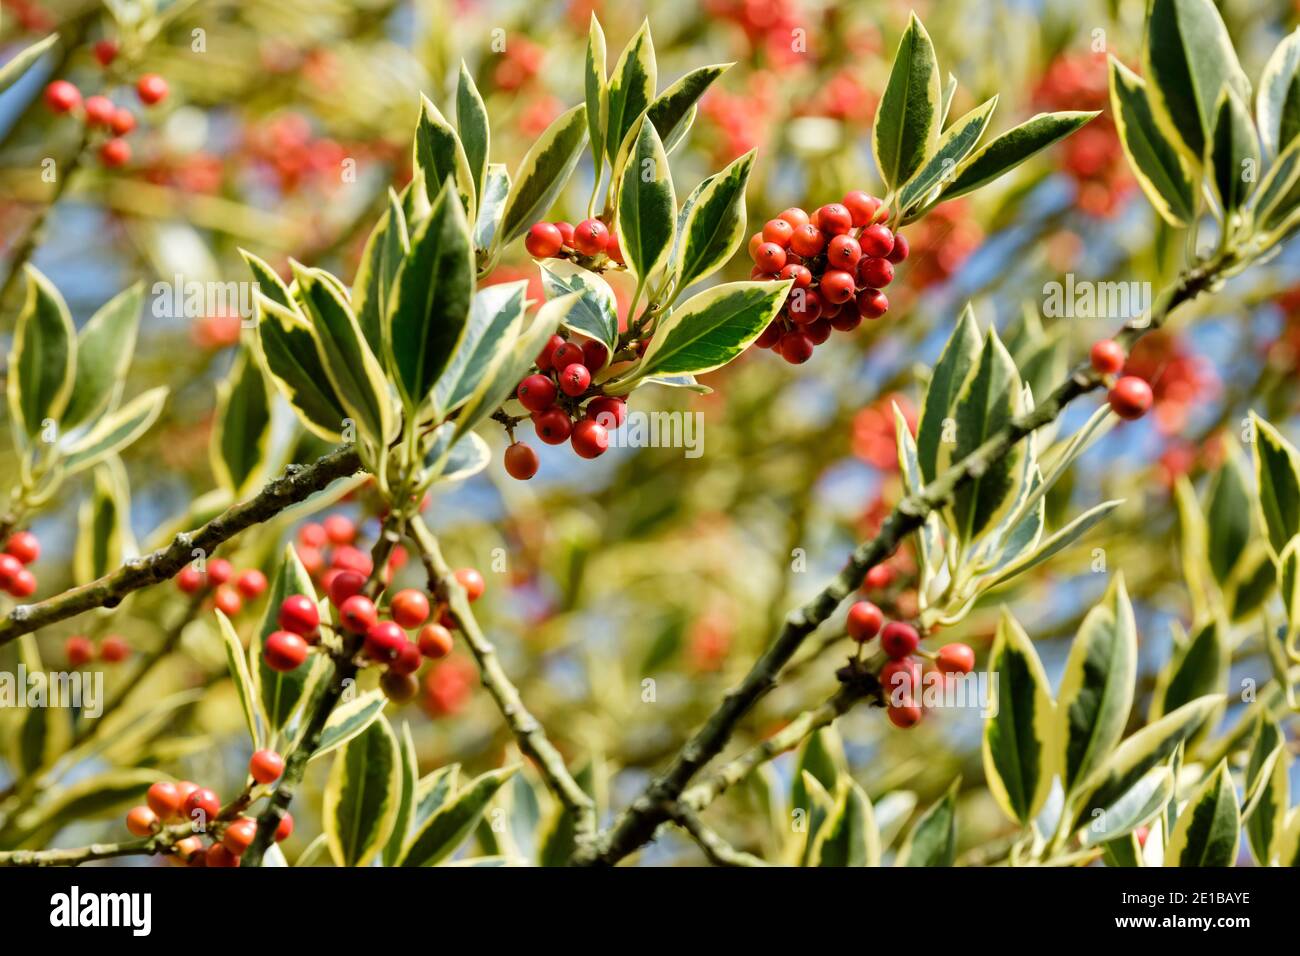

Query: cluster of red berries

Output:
[503, 333, 628, 479]
[43, 60, 168, 169]
[266, 568, 483, 704]
[175, 556, 269, 617]
[748, 192, 908, 364]
[1090, 339, 1153, 421]
[64, 634, 130, 667]
[124, 753, 291, 867]
[294, 514, 407, 591]
[0, 530, 40, 599]
[524, 217, 625, 266]
[846, 600, 974, 729]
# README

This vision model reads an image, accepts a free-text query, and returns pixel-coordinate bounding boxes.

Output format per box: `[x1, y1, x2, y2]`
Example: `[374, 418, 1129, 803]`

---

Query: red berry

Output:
[830, 309, 863, 332]
[93, 40, 119, 67]
[573, 219, 609, 256]
[249, 749, 284, 784]
[606, 233, 625, 264]
[9, 568, 36, 597]
[525, 222, 563, 258]
[747, 232, 765, 259]
[533, 408, 572, 444]
[856, 257, 889, 288]
[553, 221, 575, 245]
[339, 595, 379, 634]
[755, 321, 783, 349]
[864, 564, 895, 590]
[856, 288, 889, 319]
[586, 396, 626, 428]
[816, 203, 853, 236]
[330, 545, 373, 577]
[146, 781, 183, 819]
[551, 342, 583, 371]
[842, 190, 881, 227]
[99, 138, 130, 168]
[275, 813, 294, 842]
[44, 80, 80, 113]
[326, 570, 365, 608]
[222, 817, 258, 856]
[235, 569, 268, 599]
[779, 330, 815, 364]
[264, 631, 308, 671]
[126, 805, 158, 837]
[789, 223, 825, 258]
[391, 641, 423, 676]
[778, 207, 810, 229]
[418, 623, 455, 659]
[1090, 339, 1126, 375]
[1108, 377, 1153, 420]
[213, 585, 242, 617]
[582, 341, 609, 372]
[880, 657, 922, 699]
[536, 334, 565, 371]
[183, 787, 220, 824]
[382, 670, 420, 703]
[846, 601, 883, 642]
[880, 621, 920, 659]
[0, 553, 22, 589]
[827, 234, 862, 270]
[299, 523, 327, 548]
[754, 242, 787, 272]
[174, 781, 200, 807]
[885, 233, 909, 264]
[805, 318, 832, 345]
[779, 263, 813, 288]
[887, 699, 922, 728]
[5, 531, 39, 564]
[83, 95, 116, 126]
[205, 844, 239, 867]
[820, 269, 856, 305]
[364, 621, 407, 663]
[65, 636, 94, 667]
[571, 419, 609, 459]
[202, 558, 230, 586]
[763, 218, 795, 246]
[391, 589, 431, 629]
[324, 515, 355, 545]
[136, 73, 169, 106]
[99, 635, 129, 662]
[936, 643, 976, 675]
[278, 594, 320, 637]
[504, 441, 540, 480]
[559, 363, 591, 397]
[860, 223, 895, 258]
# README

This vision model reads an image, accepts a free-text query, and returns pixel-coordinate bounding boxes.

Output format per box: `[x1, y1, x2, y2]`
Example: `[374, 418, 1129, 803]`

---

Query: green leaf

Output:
[1108, 58, 1196, 227]
[433, 280, 529, 418]
[1143, 0, 1252, 163]
[309, 689, 388, 764]
[12, 635, 70, 775]
[796, 772, 836, 866]
[538, 758, 606, 867]
[896, 96, 998, 216]
[12, 769, 159, 837]
[0, 34, 57, 94]
[251, 293, 348, 441]
[872, 12, 941, 190]
[645, 63, 729, 154]
[323, 716, 401, 867]
[352, 191, 409, 361]
[623, 280, 789, 383]
[413, 94, 475, 218]
[497, 104, 588, 248]
[1151, 619, 1227, 721]
[810, 780, 880, 867]
[1058, 574, 1138, 795]
[423, 423, 491, 484]
[473, 164, 510, 251]
[1069, 695, 1222, 831]
[984, 499, 1123, 590]
[1276, 808, 1300, 866]
[896, 778, 958, 866]
[455, 63, 490, 207]
[616, 118, 676, 285]
[917, 304, 980, 484]
[605, 19, 656, 164]
[241, 249, 293, 308]
[210, 345, 272, 498]
[8, 266, 75, 442]
[386, 179, 475, 410]
[939, 111, 1098, 203]
[982, 611, 1056, 824]
[1083, 766, 1176, 848]
[670, 150, 754, 295]
[790, 726, 845, 821]
[1243, 716, 1289, 864]
[939, 326, 1025, 545]
[62, 283, 143, 431]
[1258, 28, 1300, 158]
[215, 610, 262, 749]
[59, 387, 167, 476]
[253, 545, 321, 735]
[73, 458, 135, 586]
[585, 14, 608, 179]
[1252, 136, 1300, 231]
[1251, 413, 1300, 556]
[1164, 760, 1240, 866]
[1205, 453, 1252, 586]
[412, 765, 460, 833]
[400, 766, 516, 866]
[384, 722, 419, 867]
[538, 260, 619, 350]
[1206, 87, 1260, 219]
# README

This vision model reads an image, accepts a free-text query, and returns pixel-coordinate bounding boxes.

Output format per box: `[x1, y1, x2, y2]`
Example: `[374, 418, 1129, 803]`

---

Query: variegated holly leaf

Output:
[1108, 58, 1196, 227]
[873, 12, 941, 191]
[324, 716, 401, 867]
[1164, 760, 1240, 867]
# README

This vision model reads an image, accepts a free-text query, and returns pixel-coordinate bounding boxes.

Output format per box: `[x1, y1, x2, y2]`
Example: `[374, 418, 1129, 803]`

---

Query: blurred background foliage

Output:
[2, 0, 1299, 864]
